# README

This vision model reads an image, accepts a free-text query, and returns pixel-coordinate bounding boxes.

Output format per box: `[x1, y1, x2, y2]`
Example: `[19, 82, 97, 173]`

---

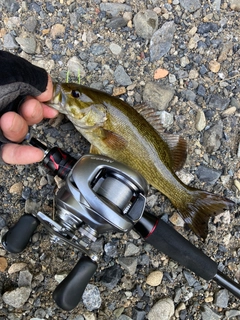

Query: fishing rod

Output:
[2, 137, 240, 311]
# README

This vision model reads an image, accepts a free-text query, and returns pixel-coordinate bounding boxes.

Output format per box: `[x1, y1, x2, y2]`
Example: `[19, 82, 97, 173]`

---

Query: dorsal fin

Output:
[161, 134, 187, 171]
[134, 103, 164, 132]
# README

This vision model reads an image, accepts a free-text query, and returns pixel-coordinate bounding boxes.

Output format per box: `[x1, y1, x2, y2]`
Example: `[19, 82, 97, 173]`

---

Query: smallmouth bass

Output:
[48, 83, 233, 239]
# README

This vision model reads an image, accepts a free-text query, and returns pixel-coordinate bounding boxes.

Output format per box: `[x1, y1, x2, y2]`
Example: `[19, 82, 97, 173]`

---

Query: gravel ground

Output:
[0, 0, 240, 319]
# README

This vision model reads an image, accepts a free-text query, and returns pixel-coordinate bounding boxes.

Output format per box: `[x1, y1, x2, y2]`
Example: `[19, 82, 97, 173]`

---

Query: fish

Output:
[48, 83, 234, 239]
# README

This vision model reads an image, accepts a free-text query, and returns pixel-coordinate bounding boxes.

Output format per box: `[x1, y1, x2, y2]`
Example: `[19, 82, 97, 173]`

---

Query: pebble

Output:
[158, 110, 174, 129]
[67, 56, 86, 78]
[82, 284, 102, 311]
[133, 10, 158, 39]
[124, 242, 140, 256]
[150, 21, 176, 62]
[201, 305, 221, 320]
[99, 3, 132, 17]
[3, 33, 19, 49]
[100, 264, 122, 289]
[109, 43, 122, 55]
[143, 82, 175, 111]
[106, 17, 127, 29]
[214, 289, 229, 308]
[9, 182, 23, 194]
[8, 262, 27, 274]
[179, 0, 201, 12]
[195, 109, 206, 131]
[146, 270, 163, 286]
[209, 60, 221, 73]
[3, 287, 32, 308]
[0, 257, 8, 272]
[154, 68, 169, 80]
[16, 34, 37, 55]
[147, 298, 174, 320]
[203, 121, 223, 153]
[234, 179, 240, 191]
[225, 310, 240, 318]
[18, 270, 33, 287]
[196, 165, 222, 184]
[208, 94, 230, 111]
[118, 257, 138, 275]
[230, 0, 240, 11]
[169, 212, 184, 227]
[114, 65, 132, 86]
[50, 24, 65, 39]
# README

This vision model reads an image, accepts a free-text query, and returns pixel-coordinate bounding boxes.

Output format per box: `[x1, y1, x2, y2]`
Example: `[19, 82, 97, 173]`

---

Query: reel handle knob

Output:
[53, 255, 98, 311]
[1, 214, 39, 253]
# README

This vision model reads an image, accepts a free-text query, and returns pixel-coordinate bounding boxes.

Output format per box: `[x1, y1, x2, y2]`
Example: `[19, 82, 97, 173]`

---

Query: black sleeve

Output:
[0, 50, 48, 116]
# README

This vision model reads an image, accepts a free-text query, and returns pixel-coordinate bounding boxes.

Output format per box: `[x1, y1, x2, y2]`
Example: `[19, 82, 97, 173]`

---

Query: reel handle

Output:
[1, 214, 39, 253]
[53, 255, 98, 311]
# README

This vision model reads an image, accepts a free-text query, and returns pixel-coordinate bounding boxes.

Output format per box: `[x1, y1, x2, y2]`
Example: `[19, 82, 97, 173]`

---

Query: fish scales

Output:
[48, 83, 234, 239]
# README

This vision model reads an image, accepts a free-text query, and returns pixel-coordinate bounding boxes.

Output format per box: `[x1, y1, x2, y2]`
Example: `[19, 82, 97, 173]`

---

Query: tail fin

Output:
[178, 190, 234, 240]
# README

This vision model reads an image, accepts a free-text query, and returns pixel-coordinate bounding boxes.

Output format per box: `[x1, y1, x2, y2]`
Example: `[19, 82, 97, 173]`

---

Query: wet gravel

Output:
[0, 0, 240, 319]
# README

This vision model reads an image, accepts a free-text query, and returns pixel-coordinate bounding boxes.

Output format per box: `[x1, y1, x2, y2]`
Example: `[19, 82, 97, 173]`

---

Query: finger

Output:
[1, 144, 44, 165]
[36, 74, 53, 102]
[0, 112, 28, 143]
[19, 98, 44, 125]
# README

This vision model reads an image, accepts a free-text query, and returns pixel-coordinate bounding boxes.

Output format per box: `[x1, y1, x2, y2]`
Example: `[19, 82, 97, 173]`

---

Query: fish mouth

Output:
[47, 82, 67, 113]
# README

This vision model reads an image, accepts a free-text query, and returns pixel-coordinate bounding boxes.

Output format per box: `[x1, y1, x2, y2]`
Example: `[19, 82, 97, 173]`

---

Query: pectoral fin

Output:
[102, 129, 128, 150]
[93, 128, 128, 150]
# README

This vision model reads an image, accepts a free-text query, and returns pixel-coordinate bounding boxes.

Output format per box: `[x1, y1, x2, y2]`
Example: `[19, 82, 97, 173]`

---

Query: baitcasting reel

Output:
[2, 138, 240, 311]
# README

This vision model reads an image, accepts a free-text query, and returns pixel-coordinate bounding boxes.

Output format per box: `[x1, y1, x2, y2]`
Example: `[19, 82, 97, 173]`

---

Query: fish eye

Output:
[71, 90, 80, 98]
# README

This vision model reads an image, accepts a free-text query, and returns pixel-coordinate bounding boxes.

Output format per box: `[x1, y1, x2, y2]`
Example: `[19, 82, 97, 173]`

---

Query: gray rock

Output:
[159, 110, 174, 129]
[118, 315, 133, 320]
[124, 242, 140, 256]
[91, 43, 106, 56]
[183, 271, 197, 286]
[214, 289, 229, 308]
[18, 270, 33, 287]
[147, 298, 174, 320]
[196, 165, 222, 184]
[3, 33, 19, 49]
[3, 287, 31, 308]
[82, 284, 102, 311]
[109, 43, 122, 55]
[67, 56, 86, 78]
[106, 17, 127, 29]
[15, 35, 36, 54]
[24, 16, 38, 32]
[203, 121, 223, 153]
[132, 308, 146, 320]
[208, 94, 230, 110]
[201, 305, 221, 320]
[143, 82, 175, 111]
[150, 21, 176, 62]
[118, 257, 138, 275]
[100, 264, 122, 289]
[114, 65, 132, 86]
[100, 3, 132, 17]
[104, 241, 118, 257]
[133, 10, 158, 39]
[179, 0, 201, 12]
[225, 309, 240, 318]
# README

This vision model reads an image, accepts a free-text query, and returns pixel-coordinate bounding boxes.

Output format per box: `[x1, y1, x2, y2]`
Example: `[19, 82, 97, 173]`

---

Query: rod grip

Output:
[1, 214, 39, 253]
[145, 218, 218, 280]
[53, 256, 98, 311]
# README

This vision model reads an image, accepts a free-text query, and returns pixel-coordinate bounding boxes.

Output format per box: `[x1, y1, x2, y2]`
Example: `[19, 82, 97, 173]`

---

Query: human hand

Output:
[0, 51, 59, 165]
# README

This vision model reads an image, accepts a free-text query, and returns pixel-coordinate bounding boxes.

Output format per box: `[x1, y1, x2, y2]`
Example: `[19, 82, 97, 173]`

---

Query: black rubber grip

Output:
[145, 219, 218, 281]
[53, 256, 98, 311]
[1, 214, 39, 253]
